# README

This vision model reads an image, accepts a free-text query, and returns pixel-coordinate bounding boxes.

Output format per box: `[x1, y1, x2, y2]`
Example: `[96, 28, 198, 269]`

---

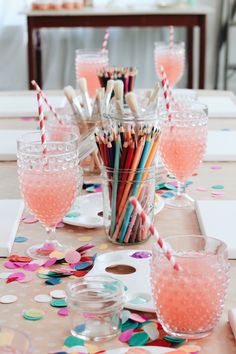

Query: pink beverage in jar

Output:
[20, 169, 77, 228]
[151, 236, 229, 339]
[46, 112, 80, 141]
[75, 49, 109, 97]
[154, 42, 185, 87]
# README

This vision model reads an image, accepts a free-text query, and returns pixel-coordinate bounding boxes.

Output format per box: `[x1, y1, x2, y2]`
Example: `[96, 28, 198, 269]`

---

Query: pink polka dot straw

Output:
[129, 196, 180, 271]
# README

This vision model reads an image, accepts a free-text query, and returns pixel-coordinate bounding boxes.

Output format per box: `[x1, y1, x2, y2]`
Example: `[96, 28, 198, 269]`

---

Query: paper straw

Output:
[169, 26, 174, 49]
[37, 92, 47, 157]
[31, 80, 62, 124]
[160, 66, 172, 122]
[129, 197, 180, 271]
[102, 29, 109, 52]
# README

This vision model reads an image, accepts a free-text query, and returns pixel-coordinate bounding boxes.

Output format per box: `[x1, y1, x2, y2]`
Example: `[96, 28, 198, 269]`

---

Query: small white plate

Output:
[106, 346, 175, 353]
[88, 250, 155, 313]
[63, 193, 164, 229]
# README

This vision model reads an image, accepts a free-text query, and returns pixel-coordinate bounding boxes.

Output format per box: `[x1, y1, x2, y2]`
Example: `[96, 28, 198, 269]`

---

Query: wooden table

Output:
[23, 4, 213, 90]
[0, 90, 236, 353]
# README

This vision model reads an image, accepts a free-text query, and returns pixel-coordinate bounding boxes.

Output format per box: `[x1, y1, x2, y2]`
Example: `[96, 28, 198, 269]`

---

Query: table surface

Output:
[22, 4, 214, 17]
[0, 89, 235, 354]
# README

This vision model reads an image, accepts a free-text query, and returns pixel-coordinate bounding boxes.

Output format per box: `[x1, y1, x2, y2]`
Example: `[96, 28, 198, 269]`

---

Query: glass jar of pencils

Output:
[102, 166, 156, 245]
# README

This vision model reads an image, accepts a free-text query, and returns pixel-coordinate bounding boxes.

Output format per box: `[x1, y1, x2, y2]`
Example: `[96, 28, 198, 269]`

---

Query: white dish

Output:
[88, 250, 155, 312]
[199, 95, 236, 118]
[63, 193, 164, 229]
[106, 347, 175, 354]
[204, 130, 236, 161]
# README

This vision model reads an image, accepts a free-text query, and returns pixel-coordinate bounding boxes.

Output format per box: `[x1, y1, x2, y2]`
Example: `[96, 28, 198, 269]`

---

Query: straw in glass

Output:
[129, 196, 180, 271]
[160, 66, 172, 122]
[102, 29, 110, 52]
[37, 91, 47, 157]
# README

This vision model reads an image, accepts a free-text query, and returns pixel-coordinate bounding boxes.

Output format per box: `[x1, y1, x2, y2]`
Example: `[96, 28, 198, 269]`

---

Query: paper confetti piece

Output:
[74, 262, 92, 270]
[22, 215, 38, 224]
[119, 329, 134, 343]
[0, 295, 18, 304]
[196, 186, 208, 192]
[9, 255, 32, 263]
[23, 309, 45, 321]
[130, 251, 151, 259]
[49, 251, 65, 260]
[129, 313, 146, 323]
[84, 343, 99, 354]
[18, 274, 34, 283]
[34, 294, 52, 303]
[142, 322, 159, 341]
[122, 320, 139, 332]
[50, 290, 66, 299]
[211, 185, 224, 189]
[64, 336, 84, 348]
[58, 308, 69, 316]
[7, 272, 25, 283]
[121, 310, 131, 324]
[14, 236, 28, 243]
[65, 250, 81, 264]
[65, 212, 80, 218]
[67, 346, 88, 353]
[128, 332, 149, 346]
[98, 243, 109, 250]
[164, 336, 185, 344]
[179, 344, 201, 353]
[211, 191, 225, 197]
[125, 349, 150, 354]
[43, 257, 58, 267]
[162, 192, 175, 199]
[78, 236, 92, 242]
[74, 324, 86, 333]
[50, 299, 67, 308]
[211, 165, 222, 170]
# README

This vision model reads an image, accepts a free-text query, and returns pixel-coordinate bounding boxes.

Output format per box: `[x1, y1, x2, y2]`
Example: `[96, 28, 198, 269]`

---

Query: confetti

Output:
[121, 320, 139, 332]
[98, 243, 108, 250]
[56, 222, 65, 228]
[211, 185, 224, 189]
[78, 236, 92, 242]
[164, 336, 185, 344]
[64, 336, 84, 348]
[50, 299, 67, 308]
[129, 313, 146, 323]
[211, 165, 222, 170]
[14, 236, 28, 243]
[18, 274, 34, 283]
[50, 290, 66, 299]
[23, 309, 45, 321]
[130, 251, 151, 259]
[7, 272, 25, 283]
[43, 257, 58, 267]
[142, 322, 159, 341]
[9, 255, 32, 263]
[196, 186, 208, 192]
[67, 346, 88, 353]
[74, 262, 92, 270]
[119, 329, 134, 343]
[128, 332, 149, 346]
[84, 343, 99, 354]
[22, 215, 38, 224]
[179, 344, 201, 352]
[0, 295, 18, 304]
[211, 191, 225, 197]
[34, 294, 52, 303]
[125, 349, 150, 354]
[74, 324, 86, 333]
[65, 250, 81, 264]
[49, 251, 65, 260]
[58, 308, 69, 316]
[65, 212, 80, 218]
[162, 192, 175, 199]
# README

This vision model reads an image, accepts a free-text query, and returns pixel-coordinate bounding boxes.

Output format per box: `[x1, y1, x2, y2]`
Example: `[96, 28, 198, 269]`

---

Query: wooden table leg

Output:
[187, 27, 193, 89]
[199, 15, 206, 89]
[27, 17, 35, 90]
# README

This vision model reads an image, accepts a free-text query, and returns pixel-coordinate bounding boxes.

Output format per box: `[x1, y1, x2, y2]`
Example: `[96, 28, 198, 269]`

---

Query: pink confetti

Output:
[211, 165, 222, 170]
[8, 272, 25, 281]
[56, 221, 65, 229]
[65, 250, 81, 264]
[58, 308, 69, 316]
[129, 313, 146, 323]
[18, 274, 34, 283]
[23, 263, 40, 272]
[118, 329, 134, 343]
[95, 187, 102, 192]
[211, 191, 224, 197]
[43, 257, 57, 267]
[3, 261, 19, 269]
[22, 214, 38, 224]
[167, 181, 178, 187]
[196, 186, 208, 192]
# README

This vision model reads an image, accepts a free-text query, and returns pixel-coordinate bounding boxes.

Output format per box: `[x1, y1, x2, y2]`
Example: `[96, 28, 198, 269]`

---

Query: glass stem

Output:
[45, 227, 56, 245]
[177, 181, 186, 198]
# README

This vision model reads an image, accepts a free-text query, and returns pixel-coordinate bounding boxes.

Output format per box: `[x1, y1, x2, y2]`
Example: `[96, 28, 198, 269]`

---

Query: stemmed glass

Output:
[17, 131, 82, 258]
[159, 103, 208, 208]
[154, 42, 185, 87]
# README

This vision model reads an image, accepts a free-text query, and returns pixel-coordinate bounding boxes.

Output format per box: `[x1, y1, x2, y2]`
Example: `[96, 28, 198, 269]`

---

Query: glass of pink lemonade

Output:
[150, 235, 229, 339]
[17, 131, 82, 258]
[154, 42, 185, 87]
[75, 49, 109, 97]
[159, 103, 208, 208]
[0, 326, 32, 354]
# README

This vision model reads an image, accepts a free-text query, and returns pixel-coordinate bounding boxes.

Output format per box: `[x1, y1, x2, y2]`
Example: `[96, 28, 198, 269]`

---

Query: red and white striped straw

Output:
[31, 80, 62, 124]
[169, 26, 174, 49]
[101, 29, 109, 52]
[129, 197, 180, 271]
[166, 77, 175, 103]
[37, 92, 47, 157]
[160, 65, 172, 122]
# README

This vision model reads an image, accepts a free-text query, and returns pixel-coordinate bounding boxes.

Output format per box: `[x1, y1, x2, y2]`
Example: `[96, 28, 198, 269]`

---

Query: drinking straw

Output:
[160, 66, 172, 122]
[169, 26, 174, 49]
[102, 29, 110, 52]
[130, 197, 180, 271]
[110, 134, 121, 236]
[118, 134, 152, 242]
[37, 91, 47, 157]
[31, 80, 62, 124]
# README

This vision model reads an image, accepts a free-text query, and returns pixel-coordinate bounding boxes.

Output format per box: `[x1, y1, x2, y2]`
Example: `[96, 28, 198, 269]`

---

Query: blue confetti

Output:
[14, 236, 28, 243]
[221, 128, 230, 131]
[45, 278, 62, 286]
[162, 192, 175, 199]
[74, 324, 86, 333]
[74, 262, 92, 270]
[186, 180, 193, 186]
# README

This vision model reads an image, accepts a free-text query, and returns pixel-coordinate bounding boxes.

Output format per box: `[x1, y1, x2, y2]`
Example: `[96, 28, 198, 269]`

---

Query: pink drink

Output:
[151, 251, 229, 338]
[160, 125, 207, 182]
[75, 50, 109, 97]
[154, 43, 185, 87]
[20, 169, 77, 227]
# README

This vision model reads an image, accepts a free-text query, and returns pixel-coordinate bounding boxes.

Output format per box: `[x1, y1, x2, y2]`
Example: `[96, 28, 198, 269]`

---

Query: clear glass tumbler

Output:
[17, 131, 82, 258]
[66, 276, 124, 342]
[0, 327, 32, 354]
[154, 42, 185, 87]
[159, 103, 208, 208]
[150, 235, 229, 339]
[75, 49, 109, 97]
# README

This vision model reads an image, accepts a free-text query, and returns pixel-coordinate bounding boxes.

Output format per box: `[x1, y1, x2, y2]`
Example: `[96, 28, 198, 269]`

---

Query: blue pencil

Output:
[118, 135, 152, 242]
[110, 134, 121, 236]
